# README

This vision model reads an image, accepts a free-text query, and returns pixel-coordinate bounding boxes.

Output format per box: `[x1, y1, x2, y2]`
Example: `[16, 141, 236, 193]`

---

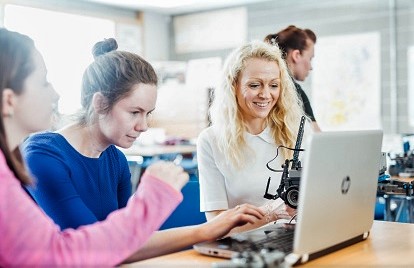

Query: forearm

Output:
[123, 226, 206, 263]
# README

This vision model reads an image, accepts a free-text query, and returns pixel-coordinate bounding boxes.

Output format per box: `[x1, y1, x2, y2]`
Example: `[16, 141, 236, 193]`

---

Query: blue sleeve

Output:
[25, 152, 99, 230]
[116, 151, 132, 208]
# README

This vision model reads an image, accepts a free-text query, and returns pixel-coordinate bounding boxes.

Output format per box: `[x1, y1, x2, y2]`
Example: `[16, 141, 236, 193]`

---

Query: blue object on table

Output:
[404, 140, 410, 153]
[374, 198, 385, 220]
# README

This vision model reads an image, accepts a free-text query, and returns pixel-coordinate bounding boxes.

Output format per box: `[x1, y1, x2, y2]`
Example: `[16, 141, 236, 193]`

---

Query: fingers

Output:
[230, 204, 265, 224]
[143, 161, 189, 191]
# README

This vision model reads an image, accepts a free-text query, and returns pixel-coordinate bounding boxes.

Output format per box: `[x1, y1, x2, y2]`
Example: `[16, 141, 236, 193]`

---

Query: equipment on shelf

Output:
[388, 137, 414, 177]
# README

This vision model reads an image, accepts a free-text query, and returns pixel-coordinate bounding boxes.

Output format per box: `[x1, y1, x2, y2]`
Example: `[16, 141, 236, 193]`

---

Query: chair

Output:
[160, 179, 206, 230]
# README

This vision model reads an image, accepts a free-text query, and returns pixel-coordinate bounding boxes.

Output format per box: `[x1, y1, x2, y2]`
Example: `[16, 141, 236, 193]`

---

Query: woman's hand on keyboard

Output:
[198, 204, 265, 240]
[274, 204, 296, 220]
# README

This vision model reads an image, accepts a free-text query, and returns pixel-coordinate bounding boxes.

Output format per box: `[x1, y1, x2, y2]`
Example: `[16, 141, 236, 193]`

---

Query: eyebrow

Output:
[133, 106, 156, 113]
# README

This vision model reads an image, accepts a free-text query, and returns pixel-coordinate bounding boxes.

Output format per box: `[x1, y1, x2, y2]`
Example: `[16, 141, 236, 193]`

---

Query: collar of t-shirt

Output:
[245, 126, 274, 144]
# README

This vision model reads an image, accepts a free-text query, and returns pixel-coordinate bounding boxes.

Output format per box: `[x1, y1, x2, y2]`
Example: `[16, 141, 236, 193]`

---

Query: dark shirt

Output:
[293, 80, 316, 122]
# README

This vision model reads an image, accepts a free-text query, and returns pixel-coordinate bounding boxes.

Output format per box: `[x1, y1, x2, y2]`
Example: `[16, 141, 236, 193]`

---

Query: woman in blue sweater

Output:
[23, 37, 265, 262]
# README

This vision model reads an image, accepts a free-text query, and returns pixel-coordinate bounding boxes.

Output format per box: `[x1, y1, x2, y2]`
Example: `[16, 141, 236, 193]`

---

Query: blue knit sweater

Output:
[22, 132, 132, 230]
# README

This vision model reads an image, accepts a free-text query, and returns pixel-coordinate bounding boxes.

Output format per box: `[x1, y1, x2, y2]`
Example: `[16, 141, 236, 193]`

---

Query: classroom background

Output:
[2, 0, 414, 224]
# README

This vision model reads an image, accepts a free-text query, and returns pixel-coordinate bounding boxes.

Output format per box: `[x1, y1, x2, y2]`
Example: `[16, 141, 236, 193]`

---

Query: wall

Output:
[142, 11, 170, 61]
[2, 0, 414, 135]
[169, 0, 414, 135]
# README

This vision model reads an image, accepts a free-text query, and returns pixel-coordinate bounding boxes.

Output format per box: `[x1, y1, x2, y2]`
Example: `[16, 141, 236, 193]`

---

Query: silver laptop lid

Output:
[293, 130, 383, 256]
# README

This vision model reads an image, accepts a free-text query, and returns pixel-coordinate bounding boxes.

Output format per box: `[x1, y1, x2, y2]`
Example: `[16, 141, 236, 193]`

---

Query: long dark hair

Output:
[0, 28, 35, 185]
[78, 38, 158, 125]
[264, 25, 316, 59]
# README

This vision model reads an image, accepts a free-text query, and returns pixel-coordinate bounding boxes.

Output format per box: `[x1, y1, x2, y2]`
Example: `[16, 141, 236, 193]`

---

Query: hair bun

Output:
[92, 38, 118, 59]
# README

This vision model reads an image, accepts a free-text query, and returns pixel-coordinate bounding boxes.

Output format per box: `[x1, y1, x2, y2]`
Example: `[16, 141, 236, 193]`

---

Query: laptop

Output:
[194, 130, 383, 266]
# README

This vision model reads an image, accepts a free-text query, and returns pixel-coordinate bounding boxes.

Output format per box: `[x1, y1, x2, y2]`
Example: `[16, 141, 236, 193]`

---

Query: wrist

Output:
[193, 224, 212, 242]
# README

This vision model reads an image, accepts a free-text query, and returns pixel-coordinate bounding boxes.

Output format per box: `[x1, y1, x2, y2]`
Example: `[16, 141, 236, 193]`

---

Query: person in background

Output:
[264, 25, 322, 132]
[197, 40, 310, 235]
[0, 28, 261, 267]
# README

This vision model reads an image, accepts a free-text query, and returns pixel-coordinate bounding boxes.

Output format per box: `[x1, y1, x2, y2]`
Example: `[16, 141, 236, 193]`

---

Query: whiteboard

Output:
[173, 7, 247, 53]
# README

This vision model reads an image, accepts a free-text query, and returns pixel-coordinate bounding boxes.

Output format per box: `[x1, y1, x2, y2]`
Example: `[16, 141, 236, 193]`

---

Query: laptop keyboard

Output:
[230, 225, 295, 254]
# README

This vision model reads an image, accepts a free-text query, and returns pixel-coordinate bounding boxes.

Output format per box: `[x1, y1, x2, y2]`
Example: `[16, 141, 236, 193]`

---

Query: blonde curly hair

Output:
[209, 40, 305, 168]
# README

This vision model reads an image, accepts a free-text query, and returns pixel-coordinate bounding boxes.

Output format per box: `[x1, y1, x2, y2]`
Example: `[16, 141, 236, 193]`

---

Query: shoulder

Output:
[22, 132, 67, 154]
[197, 127, 216, 146]
[198, 126, 213, 139]
[293, 81, 305, 95]
[24, 131, 60, 144]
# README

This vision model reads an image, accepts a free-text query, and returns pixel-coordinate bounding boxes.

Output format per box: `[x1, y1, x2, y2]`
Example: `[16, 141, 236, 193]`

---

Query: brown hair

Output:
[0, 28, 35, 185]
[78, 38, 158, 125]
[264, 25, 316, 59]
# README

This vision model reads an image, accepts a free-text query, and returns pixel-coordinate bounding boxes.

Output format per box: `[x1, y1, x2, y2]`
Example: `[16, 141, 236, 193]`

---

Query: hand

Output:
[273, 204, 297, 221]
[199, 204, 265, 241]
[144, 161, 189, 192]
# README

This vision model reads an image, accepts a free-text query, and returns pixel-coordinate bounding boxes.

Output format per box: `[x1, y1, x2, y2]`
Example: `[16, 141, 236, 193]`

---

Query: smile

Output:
[253, 101, 271, 108]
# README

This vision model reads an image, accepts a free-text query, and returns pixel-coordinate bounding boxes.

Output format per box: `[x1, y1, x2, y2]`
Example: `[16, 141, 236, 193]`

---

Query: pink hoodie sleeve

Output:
[0, 151, 183, 266]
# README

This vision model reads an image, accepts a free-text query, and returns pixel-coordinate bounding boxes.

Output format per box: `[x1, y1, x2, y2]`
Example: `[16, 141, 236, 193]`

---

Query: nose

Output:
[259, 86, 271, 98]
[134, 116, 149, 132]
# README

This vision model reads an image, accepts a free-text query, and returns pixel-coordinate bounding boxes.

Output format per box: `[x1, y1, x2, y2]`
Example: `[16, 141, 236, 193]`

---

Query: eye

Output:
[270, 83, 279, 89]
[146, 111, 153, 118]
[249, 83, 261, 89]
[131, 111, 141, 115]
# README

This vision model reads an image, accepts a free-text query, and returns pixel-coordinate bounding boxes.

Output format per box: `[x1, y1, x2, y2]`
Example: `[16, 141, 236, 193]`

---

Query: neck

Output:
[60, 123, 108, 158]
[85, 124, 107, 157]
[245, 120, 267, 135]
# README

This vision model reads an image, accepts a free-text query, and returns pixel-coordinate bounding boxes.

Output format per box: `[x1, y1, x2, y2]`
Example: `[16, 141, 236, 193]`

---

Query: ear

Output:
[92, 92, 108, 114]
[2, 88, 16, 117]
[290, 49, 302, 63]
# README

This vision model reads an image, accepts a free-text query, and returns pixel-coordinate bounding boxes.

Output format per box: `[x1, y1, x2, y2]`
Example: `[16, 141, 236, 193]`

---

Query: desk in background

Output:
[119, 144, 198, 190]
[121, 144, 197, 158]
[124, 221, 414, 267]
[378, 176, 414, 222]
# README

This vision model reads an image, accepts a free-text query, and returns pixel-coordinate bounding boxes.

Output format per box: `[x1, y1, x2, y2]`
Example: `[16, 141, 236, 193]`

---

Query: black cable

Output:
[289, 213, 298, 224]
[266, 145, 304, 172]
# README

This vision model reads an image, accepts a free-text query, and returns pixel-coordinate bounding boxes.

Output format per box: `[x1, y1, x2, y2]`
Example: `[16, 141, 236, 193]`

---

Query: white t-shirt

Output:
[197, 126, 293, 212]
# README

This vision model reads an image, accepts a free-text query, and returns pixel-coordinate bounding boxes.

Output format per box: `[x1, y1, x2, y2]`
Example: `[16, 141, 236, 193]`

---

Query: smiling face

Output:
[235, 57, 280, 133]
[97, 83, 157, 148]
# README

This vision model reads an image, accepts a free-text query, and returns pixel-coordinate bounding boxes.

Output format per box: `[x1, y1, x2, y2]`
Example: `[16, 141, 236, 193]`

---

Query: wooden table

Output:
[124, 221, 414, 267]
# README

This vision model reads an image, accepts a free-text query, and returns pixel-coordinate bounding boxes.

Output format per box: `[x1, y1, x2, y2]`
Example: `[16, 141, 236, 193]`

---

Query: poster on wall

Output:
[311, 31, 381, 131]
